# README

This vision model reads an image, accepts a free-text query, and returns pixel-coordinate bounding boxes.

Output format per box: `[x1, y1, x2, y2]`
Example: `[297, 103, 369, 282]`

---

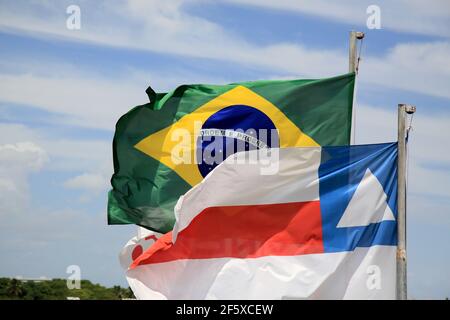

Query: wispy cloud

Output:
[1, 0, 449, 104]
[225, 0, 450, 38]
[360, 41, 450, 100]
[0, 55, 230, 130]
[0, 0, 347, 76]
[356, 103, 450, 199]
[64, 173, 110, 201]
[0, 123, 111, 172]
[0, 72, 144, 130]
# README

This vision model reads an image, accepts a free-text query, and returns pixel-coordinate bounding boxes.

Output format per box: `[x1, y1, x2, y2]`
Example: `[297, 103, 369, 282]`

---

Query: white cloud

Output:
[0, 142, 48, 171]
[0, 142, 48, 216]
[0, 123, 39, 142]
[64, 173, 109, 194]
[0, 73, 144, 130]
[0, 123, 114, 202]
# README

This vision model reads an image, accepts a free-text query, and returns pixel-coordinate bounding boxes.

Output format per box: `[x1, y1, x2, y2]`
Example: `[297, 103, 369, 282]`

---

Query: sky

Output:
[0, 0, 449, 299]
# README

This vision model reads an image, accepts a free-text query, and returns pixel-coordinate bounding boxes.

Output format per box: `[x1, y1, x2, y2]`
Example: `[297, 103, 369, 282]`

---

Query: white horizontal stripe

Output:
[126, 246, 395, 300]
[174, 147, 321, 236]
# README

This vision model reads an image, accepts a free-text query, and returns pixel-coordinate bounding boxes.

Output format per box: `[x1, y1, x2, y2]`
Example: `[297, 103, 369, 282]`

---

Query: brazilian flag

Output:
[108, 73, 355, 232]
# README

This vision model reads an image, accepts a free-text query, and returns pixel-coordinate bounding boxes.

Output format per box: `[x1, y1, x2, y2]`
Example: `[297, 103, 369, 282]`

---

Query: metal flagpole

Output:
[397, 103, 416, 300]
[348, 31, 364, 144]
[348, 30, 365, 72]
[349, 31, 357, 73]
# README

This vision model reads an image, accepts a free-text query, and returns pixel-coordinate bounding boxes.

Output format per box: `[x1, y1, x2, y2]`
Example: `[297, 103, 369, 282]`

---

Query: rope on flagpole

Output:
[356, 35, 365, 74]
[349, 31, 365, 144]
[405, 111, 414, 219]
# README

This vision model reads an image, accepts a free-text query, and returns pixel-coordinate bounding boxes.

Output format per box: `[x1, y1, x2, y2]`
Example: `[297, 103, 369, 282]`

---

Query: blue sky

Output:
[0, 0, 449, 298]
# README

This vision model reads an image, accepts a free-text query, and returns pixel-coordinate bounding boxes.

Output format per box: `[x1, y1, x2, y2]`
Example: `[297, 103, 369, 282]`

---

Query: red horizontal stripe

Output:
[131, 201, 323, 268]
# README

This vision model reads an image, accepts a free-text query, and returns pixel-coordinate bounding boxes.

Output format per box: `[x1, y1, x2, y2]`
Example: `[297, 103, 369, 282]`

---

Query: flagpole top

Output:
[398, 104, 416, 114]
[355, 31, 365, 40]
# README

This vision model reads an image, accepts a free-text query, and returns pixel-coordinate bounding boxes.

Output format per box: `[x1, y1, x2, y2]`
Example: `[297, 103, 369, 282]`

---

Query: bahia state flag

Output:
[125, 143, 398, 299]
[108, 73, 355, 233]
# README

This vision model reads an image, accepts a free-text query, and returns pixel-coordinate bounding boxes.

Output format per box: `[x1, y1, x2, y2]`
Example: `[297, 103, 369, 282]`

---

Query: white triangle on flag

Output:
[337, 168, 395, 228]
